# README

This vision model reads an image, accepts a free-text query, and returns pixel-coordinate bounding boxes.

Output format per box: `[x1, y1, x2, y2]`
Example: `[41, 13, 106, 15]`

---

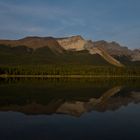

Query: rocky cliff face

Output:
[57, 35, 86, 51]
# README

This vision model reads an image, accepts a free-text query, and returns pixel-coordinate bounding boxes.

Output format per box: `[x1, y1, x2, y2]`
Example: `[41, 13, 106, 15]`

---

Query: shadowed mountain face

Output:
[0, 78, 140, 117]
[0, 45, 111, 65]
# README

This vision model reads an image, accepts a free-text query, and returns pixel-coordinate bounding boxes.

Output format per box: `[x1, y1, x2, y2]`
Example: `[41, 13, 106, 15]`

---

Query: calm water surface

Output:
[0, 78, 140, 140]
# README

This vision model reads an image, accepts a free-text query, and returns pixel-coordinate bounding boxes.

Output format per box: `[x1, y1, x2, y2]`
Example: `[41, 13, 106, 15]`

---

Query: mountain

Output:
[0, 38, 110, 66]
[57, 36, 124, 67]
[0, 35, 139, 67]
[93, 40, 140, 65]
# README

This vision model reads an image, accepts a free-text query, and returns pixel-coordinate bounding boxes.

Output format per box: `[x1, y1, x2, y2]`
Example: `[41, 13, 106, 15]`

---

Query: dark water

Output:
[0, 78, 140, 140]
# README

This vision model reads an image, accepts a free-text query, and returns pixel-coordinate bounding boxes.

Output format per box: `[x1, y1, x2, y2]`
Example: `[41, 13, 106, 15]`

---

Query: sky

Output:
[0, 0, 140, 49]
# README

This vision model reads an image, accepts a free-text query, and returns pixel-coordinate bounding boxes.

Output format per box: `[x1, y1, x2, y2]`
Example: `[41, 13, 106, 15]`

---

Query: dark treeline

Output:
[0, 77, 140, 88]
[0, 65, 140, 76]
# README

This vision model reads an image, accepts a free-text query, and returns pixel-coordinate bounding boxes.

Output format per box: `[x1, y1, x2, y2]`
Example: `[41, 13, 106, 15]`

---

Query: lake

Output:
[0, 77, 140, 140]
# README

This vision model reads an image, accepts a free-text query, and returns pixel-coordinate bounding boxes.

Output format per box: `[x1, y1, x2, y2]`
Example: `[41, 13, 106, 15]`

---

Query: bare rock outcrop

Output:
[57, 35, 86, 51]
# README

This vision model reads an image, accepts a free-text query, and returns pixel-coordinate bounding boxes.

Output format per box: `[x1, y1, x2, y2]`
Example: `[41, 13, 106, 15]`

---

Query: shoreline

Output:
[0, 75, 140, 78]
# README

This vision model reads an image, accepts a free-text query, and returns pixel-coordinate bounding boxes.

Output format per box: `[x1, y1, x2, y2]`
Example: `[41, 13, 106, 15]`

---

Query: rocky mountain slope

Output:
[94, 40, 140, 62]
[57, 36, 124, 67]
[84, 41, 124, 67]
[57, 35, 86, 51]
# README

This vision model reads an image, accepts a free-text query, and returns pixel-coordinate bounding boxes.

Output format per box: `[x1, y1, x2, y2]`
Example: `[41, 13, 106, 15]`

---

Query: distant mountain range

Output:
[0, 35, 139, 67]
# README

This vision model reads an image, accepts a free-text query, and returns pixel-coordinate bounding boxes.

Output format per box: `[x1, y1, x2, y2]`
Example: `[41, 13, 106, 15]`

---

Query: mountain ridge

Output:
[0, 35, 139, 67]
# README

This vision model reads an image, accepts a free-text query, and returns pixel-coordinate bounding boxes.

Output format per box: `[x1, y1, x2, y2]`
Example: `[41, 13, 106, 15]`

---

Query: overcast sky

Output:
[0, 0, 140, 48]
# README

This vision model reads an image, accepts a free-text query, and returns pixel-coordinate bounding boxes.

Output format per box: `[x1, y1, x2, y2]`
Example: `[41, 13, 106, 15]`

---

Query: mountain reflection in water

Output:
[0, 78, 140, 117]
